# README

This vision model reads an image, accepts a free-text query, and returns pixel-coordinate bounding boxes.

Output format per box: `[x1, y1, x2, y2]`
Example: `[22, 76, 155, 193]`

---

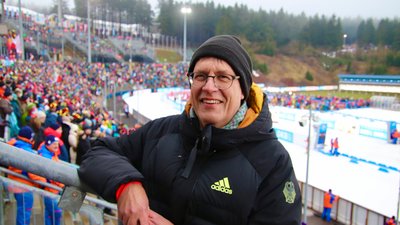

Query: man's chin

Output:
[198, 116, 219, 127]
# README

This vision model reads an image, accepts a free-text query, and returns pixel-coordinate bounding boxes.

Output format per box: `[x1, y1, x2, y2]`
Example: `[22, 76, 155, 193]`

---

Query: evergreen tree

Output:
[357, 19, 376, 47]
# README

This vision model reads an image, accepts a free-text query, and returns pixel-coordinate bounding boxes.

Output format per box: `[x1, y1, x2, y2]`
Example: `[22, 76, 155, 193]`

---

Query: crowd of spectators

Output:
[3, 7, 153, 62]
[0, 57, 188, 165]
[268, 92, 371, 111]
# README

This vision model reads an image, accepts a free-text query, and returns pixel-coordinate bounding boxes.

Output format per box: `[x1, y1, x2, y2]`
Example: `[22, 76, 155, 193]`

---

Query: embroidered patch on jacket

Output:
[283, 181, 296, 203]
[211, 177, 233, 195]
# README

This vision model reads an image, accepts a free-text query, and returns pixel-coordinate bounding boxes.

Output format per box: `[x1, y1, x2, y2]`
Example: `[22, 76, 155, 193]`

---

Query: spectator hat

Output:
[18, 126, 34, 139]
[45, 135, 59, 146]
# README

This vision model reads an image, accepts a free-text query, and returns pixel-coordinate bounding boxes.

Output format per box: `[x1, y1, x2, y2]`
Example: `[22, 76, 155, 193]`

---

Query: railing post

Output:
[0, 180, 4, 225]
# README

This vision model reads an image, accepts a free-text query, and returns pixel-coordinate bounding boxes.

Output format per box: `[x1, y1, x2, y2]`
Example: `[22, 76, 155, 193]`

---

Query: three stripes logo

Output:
[211, 177, 233, 195]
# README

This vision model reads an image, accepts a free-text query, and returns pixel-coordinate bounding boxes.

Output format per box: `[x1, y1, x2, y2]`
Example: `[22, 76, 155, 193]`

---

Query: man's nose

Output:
[202, 75, 217, 89]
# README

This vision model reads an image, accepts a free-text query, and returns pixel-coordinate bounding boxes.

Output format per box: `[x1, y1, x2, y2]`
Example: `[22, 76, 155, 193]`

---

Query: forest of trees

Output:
[15, 0, 400, 56]
[157, 1, 400, 53]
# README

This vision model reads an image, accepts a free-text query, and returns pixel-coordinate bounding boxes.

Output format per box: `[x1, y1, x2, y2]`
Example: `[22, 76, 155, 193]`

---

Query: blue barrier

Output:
[388, 166, 399, 172]
[378, 168, 389, 173]
[378, 163, 388, 168]
[274, 128, 294, 143]
[358, 158, 367, 163]
[350, 159, 358, 164]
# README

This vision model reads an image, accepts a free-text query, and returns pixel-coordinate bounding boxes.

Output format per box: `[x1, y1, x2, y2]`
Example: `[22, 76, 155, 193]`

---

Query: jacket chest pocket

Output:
[143, 134, 186, 186]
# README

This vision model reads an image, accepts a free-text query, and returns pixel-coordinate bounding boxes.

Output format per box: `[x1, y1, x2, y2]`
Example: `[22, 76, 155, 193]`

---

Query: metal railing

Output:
[0, 142, 118, 225]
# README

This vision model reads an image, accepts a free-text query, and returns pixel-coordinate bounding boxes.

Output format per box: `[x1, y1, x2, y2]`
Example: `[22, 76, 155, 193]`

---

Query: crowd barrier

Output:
[0, 142, 118, 225]
[300, 182, 388, 225]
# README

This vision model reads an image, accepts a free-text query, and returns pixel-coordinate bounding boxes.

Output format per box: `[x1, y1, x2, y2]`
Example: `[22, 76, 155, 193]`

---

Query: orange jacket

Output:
[7, 167, 47, 193]
[43, 155, 65, 194]
[324, 192, 339, 208]
[333, 139, 339, 148]
[38, 145, 65, 194]
[386, 218, 395, 225]
[7, 138, 46, 193]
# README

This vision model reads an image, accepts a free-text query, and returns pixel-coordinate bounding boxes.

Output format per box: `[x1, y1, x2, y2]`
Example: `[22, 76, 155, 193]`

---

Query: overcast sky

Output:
[20, 0, 400, 19]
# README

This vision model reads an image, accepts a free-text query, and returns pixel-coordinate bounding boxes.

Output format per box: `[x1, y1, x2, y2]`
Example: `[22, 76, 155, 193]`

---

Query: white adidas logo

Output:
[211, 177, 233, 195]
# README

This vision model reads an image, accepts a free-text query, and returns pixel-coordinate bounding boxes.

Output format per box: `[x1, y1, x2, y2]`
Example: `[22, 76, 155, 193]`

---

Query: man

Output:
[8, 126, 46, 225]
[386, 216, 395, 225]
[0, 87, 14, 140]
[79, 35, 301, 225]
[391, 129, 399, 144]
[75, 121, 93, 165]
[332, 137, 339, 156]
[322, 189, 339, 222]
[38, 135, 64, 225]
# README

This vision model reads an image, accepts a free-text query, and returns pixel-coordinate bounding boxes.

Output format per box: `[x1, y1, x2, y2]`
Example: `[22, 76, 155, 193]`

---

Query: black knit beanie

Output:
[188, 35, 253, 101]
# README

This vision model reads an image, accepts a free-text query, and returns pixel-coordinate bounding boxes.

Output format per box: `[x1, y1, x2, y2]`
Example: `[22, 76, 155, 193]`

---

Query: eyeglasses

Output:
[188, 72, 240, 90]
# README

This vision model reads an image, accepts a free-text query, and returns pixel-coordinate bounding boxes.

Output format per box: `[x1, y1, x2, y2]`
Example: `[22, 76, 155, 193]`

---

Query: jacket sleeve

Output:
[248, 141, 302, 225]
[78, 127, 147, 203]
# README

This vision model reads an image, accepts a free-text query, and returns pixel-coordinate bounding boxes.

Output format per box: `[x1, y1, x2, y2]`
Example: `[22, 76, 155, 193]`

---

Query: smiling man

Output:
[79, 35, 301, 225]
[189, 57, 243, 128]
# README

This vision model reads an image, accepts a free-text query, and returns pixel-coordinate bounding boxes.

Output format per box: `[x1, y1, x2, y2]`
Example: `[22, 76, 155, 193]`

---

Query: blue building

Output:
[338, 74, 400, 111]
[338, 74, 400, 94]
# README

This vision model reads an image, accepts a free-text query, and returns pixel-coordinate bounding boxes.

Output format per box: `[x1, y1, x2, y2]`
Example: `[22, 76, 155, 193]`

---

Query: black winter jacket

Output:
[78, 86, 302, 225]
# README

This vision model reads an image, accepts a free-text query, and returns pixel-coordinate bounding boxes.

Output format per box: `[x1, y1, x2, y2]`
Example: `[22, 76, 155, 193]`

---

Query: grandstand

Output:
[339, 74, 400, 110]
[0, 4, 180, 63]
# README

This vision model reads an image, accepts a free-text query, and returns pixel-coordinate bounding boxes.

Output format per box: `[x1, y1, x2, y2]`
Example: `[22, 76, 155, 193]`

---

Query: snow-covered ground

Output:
[123, 89, 400, 218]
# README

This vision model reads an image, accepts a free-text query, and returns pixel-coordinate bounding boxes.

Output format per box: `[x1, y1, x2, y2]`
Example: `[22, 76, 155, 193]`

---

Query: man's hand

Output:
[117, 182, 150, 225]
[149, 210, 174, 225]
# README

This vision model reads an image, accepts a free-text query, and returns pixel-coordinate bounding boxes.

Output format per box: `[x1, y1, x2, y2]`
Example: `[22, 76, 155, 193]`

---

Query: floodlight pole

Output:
[58, 0, 64, 61]
[303, 102, 312, 224]
[397, 174, 400, 225]
[87, 0, 91, 63]
[18, 0, 25, 60]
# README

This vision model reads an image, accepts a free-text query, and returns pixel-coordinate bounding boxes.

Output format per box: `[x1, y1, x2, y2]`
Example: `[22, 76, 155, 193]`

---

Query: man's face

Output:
[190, 57, 244, 128]
[47, 141, 59, 153]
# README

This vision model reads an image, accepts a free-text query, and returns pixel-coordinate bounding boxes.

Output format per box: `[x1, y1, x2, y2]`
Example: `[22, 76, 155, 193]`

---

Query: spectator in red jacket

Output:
[322, 189, 339, 222]
[386, 216, 395, 225]
[332, 137, 339, 156]
[391, 129, 399, 144]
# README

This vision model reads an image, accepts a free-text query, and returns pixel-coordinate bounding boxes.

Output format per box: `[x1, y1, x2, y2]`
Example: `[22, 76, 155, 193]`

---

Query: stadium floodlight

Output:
[87, 0, 91, 63]
[181, 6, 192, 63]
[18, 0, 25, 60]
[58, 0, 64, 61]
